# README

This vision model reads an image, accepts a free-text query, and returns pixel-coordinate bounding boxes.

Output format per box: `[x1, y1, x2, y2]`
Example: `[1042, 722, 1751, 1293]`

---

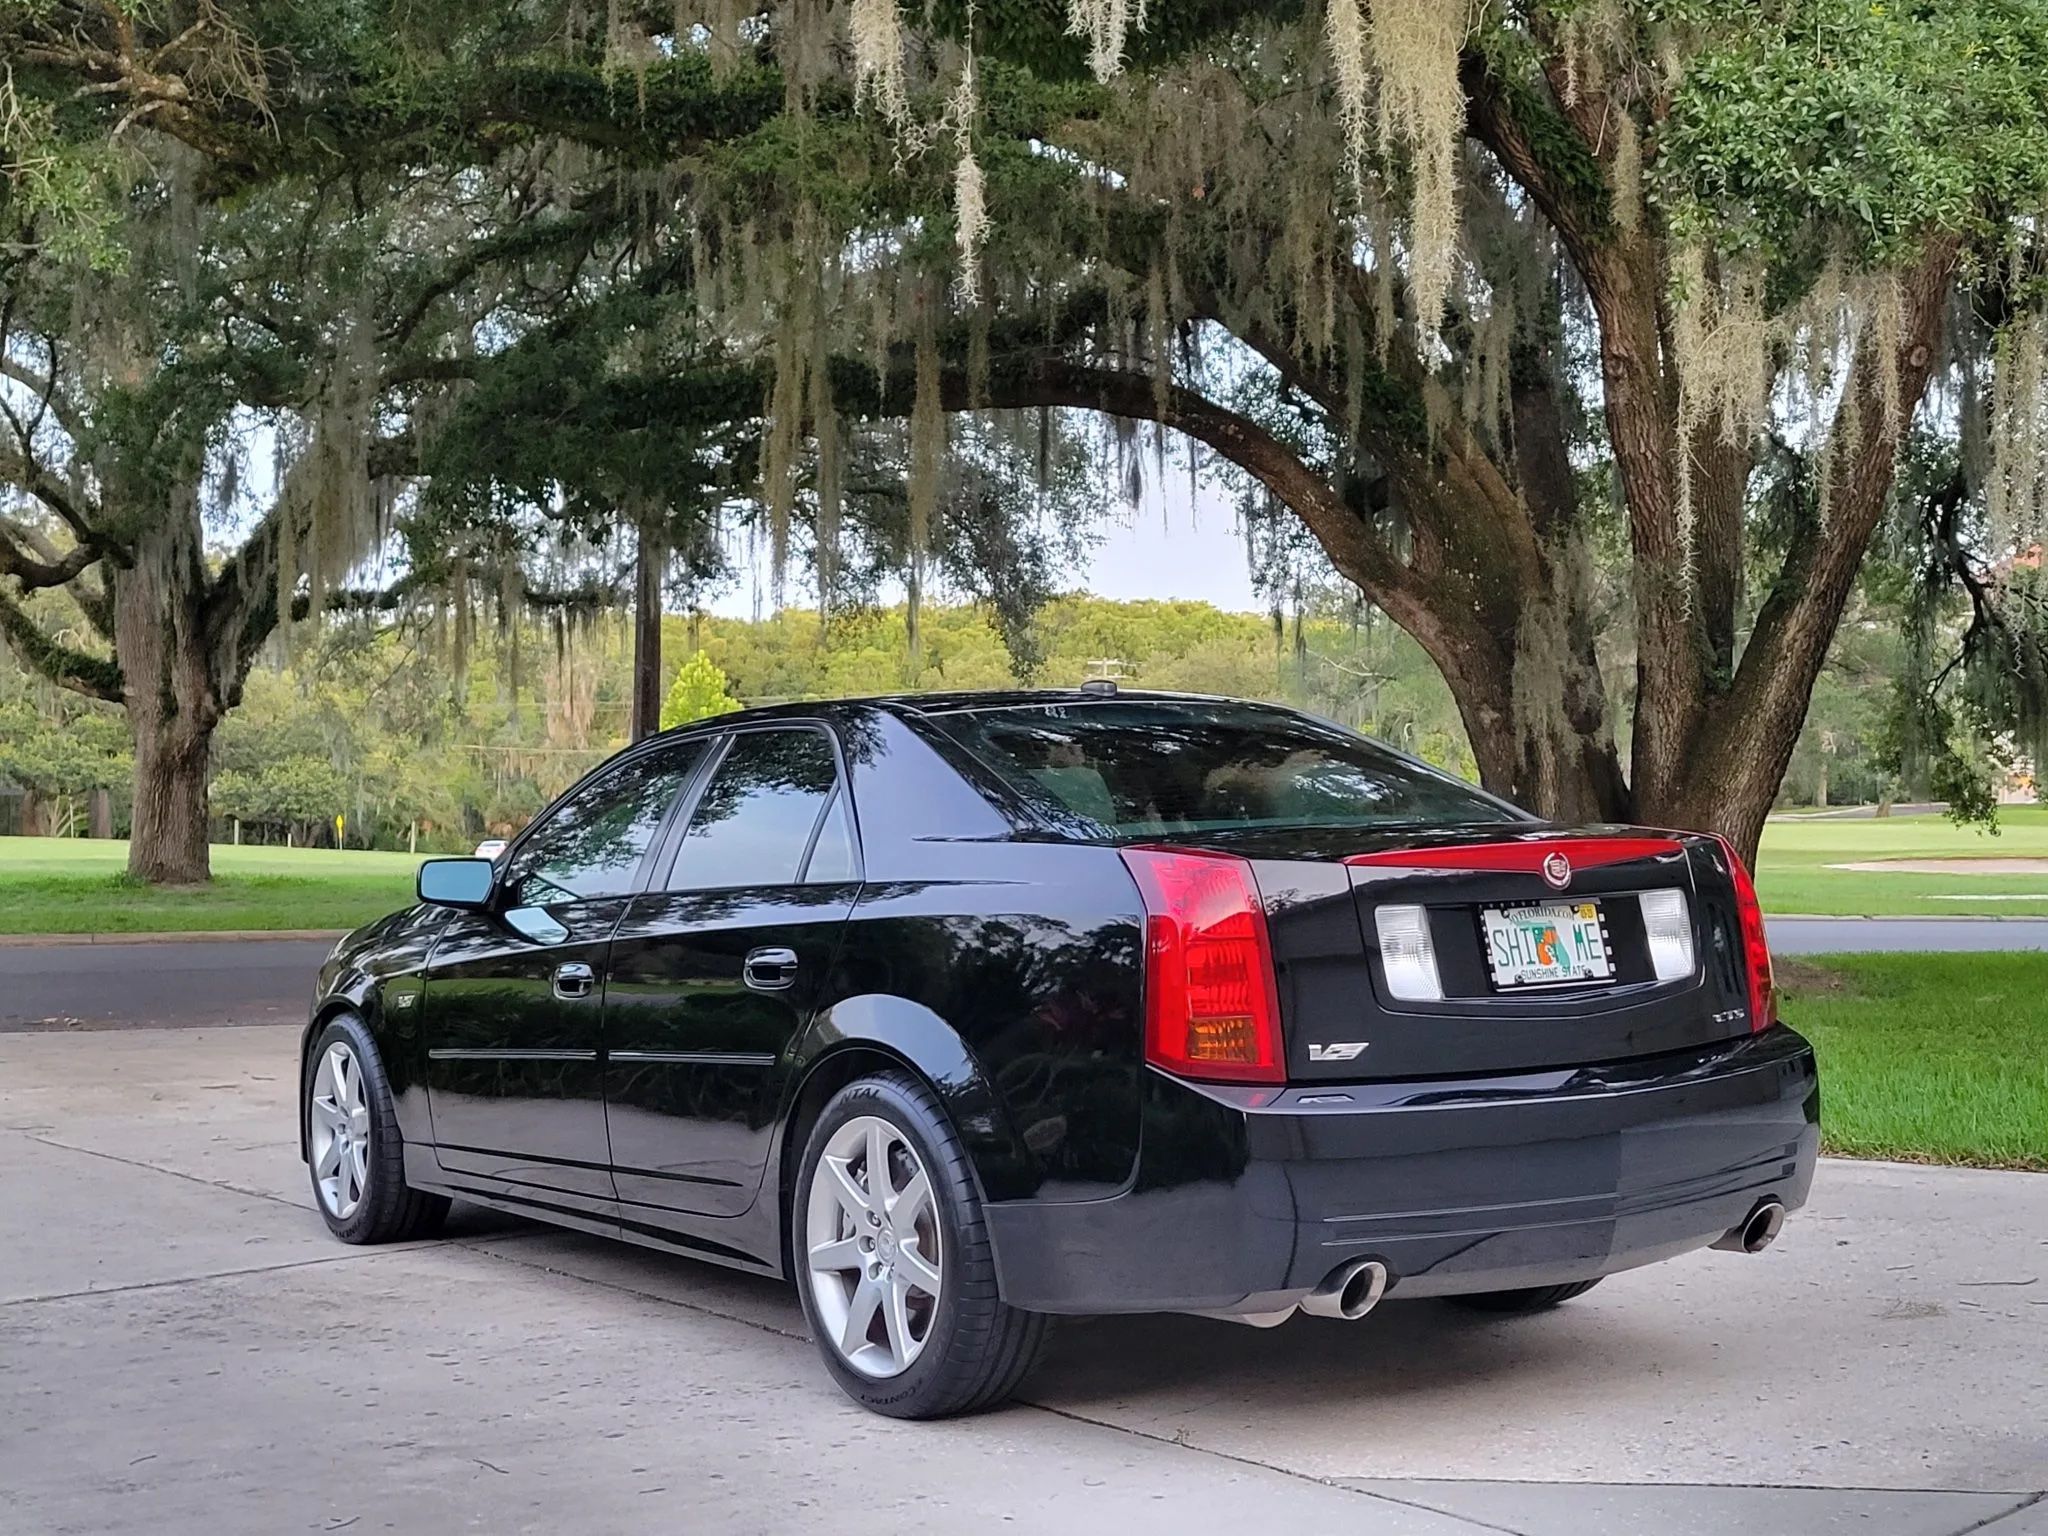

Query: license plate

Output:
[1482, 900, 1613, 989]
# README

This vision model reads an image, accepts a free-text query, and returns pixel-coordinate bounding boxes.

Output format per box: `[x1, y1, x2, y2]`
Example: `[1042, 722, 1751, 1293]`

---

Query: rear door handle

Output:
[744, 947, 800, 992]
[553, 961, 597, 1001]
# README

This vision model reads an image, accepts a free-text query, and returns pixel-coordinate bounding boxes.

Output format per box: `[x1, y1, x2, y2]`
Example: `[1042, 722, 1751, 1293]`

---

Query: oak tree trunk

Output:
[630, 516, 664, 742]
[113, 506, 220, 885]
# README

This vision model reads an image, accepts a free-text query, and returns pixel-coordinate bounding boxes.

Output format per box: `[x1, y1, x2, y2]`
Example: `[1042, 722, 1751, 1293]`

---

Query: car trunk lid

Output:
[1180, 827, 1758, 1081]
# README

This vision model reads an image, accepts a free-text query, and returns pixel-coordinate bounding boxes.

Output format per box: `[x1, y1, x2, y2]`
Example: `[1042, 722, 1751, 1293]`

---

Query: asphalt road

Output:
[0, 939, 333, 1029]
[1768, 917, 2048, 953]
[2, 1024, 2044, 1535]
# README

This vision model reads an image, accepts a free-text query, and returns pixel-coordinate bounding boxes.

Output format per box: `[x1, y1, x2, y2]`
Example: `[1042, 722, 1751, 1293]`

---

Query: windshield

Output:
[931, 699, 1522, 836]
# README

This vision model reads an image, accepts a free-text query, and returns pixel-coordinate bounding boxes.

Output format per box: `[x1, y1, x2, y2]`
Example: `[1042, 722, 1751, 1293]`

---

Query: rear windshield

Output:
[932, 700, 1521, 835]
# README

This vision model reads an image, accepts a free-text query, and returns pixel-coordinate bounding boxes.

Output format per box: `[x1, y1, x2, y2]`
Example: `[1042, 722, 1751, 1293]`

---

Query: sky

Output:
[705, 465, 1267, 618]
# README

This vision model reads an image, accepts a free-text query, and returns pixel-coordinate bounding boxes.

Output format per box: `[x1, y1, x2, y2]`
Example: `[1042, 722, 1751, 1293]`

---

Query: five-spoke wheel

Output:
[304, 1014, 448, 1245]
[792, 1071, 1049, 1418]
[309, 1040, 372, 1221]
[805, 1115, 945, 1378]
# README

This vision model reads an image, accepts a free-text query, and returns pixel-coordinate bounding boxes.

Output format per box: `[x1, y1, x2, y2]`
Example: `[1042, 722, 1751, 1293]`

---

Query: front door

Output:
[423, 739, 706, 1203]
[604, 726, 860, 1217]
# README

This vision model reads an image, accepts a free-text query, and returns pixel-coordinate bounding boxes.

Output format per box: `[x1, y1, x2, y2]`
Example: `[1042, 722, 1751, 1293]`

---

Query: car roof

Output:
[645, 687, 1260, 741]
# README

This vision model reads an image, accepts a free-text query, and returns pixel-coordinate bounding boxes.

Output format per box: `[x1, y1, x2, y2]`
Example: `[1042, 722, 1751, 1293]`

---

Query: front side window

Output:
[671, 729, 844, 890]
[934, 701, 1521, 836]
[507, 743, 703, 906]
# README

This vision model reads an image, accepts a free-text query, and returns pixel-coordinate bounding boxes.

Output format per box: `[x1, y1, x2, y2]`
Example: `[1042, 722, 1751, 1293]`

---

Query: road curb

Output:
[0, 929, 347, 948]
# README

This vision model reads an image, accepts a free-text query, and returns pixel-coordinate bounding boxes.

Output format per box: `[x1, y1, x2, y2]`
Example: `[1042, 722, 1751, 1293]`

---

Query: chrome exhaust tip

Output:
[1712, 1199, 1787, 1255]
[1185, 1305, 1298, 1329]
[1299, 1257, 1390, 1320]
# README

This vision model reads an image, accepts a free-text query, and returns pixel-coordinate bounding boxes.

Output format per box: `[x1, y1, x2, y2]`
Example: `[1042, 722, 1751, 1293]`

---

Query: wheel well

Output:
[776, 1042, 940, 1277]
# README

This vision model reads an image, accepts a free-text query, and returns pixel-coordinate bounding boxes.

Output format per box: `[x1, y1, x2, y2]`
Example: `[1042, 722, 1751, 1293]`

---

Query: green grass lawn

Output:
[4, 807, 2048, 932]
[1782, 952, 2048, 1171]
[1755, 805, 2048, 917]
[0, 837, 423, 934]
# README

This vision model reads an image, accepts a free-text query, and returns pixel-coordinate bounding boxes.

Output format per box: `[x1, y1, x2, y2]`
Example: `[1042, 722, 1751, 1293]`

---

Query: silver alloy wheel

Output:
[804, 1115, 944, 1378]
[310, 1041, 371, 1221]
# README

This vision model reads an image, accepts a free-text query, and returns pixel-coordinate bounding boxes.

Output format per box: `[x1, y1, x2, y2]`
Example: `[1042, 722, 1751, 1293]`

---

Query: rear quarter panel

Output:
[802, 709, 1148, 1203]
[815, 840, 1147, 1201]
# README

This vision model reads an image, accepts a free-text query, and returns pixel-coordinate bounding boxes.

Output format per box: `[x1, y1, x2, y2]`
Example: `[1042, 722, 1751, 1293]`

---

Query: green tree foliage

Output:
[0, 697, 127, 798]
[211, 756, 350, 845]
[658, 650, 742, 730]
[15, 0, 2048, 866]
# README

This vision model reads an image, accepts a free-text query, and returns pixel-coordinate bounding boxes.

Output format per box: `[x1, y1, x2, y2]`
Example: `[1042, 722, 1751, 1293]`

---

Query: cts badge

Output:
[1307, 1042, 1370, 1062]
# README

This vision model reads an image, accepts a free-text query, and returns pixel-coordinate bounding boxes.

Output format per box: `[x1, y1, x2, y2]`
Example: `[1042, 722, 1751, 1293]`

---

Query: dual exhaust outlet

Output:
[1712, 1198, 1787, 1255]
[1299, 1256, 1390, 1321]
[1205, 1200, 1785, 1329]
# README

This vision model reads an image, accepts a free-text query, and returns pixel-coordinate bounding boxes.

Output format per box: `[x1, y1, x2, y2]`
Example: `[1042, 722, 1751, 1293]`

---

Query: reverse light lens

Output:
[1639, 888, 1696, 982]
[1373, 904, 1444, 1002]
[1710, 835, 1776, 1032]
[1121, 847, 1285, 1083]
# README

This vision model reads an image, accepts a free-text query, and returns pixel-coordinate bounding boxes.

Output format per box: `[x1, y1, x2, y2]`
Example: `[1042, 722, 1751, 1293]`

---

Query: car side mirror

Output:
[417, 857, 496, 912]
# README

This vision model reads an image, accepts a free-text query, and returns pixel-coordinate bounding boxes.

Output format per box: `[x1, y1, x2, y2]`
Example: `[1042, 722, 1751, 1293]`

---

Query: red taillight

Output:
[1711, 834, 1776, 1032]
[1121, 846, 1284, 1084]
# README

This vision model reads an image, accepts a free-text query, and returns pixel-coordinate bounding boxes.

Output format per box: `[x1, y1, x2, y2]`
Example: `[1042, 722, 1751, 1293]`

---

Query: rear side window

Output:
[933, 701, 1518, 835]
[670, 728, 844, 889]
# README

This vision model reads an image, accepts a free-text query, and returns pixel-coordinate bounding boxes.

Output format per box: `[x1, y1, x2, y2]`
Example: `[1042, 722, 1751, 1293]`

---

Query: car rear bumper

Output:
[983, 1025, 1820, 1314]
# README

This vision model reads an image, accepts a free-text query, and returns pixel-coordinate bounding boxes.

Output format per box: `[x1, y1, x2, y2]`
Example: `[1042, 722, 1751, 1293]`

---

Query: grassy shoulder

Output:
[1756, 806, 2048, 917]
[0, 837, 422, 935]
[1781, 952, 2048, 1171]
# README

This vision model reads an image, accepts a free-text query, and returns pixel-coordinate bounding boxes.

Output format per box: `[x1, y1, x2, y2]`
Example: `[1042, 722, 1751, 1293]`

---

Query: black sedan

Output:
[301, 690, 1818, 1418]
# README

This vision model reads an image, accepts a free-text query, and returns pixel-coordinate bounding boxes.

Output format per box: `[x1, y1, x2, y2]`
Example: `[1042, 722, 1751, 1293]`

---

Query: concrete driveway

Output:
[2, 1023, 2044, 1536]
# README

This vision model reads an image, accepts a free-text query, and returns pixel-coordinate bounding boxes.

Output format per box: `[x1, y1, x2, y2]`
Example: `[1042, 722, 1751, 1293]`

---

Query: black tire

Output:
[305, 1013, 450, 1245]
[791, 1070, 1050, 1419]
[1446, 1278, 1603, 1314]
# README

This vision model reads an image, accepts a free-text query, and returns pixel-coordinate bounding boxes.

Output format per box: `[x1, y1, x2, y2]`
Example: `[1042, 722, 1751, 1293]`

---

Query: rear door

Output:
[422, 740, 705, 1201]
[602, 725, 859, 1218]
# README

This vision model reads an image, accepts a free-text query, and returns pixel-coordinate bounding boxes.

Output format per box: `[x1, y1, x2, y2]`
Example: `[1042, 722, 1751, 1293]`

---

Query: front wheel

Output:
[793, 1071, 1048, 1418]
[306, 1014, 449, 1245]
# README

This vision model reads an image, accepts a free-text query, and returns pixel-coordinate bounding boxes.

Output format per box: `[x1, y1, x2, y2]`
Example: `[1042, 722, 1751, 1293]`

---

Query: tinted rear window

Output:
[933, 701, 1519, 835]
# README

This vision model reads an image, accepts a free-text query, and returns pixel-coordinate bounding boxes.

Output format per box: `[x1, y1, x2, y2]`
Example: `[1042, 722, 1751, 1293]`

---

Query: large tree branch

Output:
[871, 350, 1482, 664]
[0, 516, 99, 588]
[0, 444, 108, 555]
[198, 429, 419, 694]
[0, 584, 122, 701]
[1730, 241, 1959, 737]
[0, 349, 84, 439]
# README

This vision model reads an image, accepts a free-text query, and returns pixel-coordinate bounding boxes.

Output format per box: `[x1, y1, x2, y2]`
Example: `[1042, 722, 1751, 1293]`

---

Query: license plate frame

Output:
[1481, 899, 1614, 990]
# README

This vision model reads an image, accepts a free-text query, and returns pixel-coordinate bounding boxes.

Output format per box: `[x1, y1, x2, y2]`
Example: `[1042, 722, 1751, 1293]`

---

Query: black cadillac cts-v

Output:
[301, 690, 1819, 1417]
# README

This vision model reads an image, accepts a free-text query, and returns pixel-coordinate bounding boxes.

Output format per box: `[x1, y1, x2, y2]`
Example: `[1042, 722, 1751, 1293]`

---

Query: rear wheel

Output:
[1447, 1279, 1603, 1314]
[306, 1014, 449, 1245]
[793, 1071, 1048, 1418]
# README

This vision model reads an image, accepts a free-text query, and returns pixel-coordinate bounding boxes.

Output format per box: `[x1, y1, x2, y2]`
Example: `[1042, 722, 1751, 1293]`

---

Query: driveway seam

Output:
[444, 1245, 1523, 1531]
[0, 1248, 394, 1309]
[451, 1237, 812, 1343]
[1334, 1476, 2045, 1498]
[451, 1237, 1520, 1533]
[1960, 1491, 2048, 1534]
[24, 1132, 309, 1212]
[1020, 1399, 1534, 1533]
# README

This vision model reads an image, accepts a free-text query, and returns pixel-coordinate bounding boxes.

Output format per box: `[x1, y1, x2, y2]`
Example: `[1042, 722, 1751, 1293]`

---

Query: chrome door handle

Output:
[553, 962, 597, 1001]
[744, 947, 799, 992]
